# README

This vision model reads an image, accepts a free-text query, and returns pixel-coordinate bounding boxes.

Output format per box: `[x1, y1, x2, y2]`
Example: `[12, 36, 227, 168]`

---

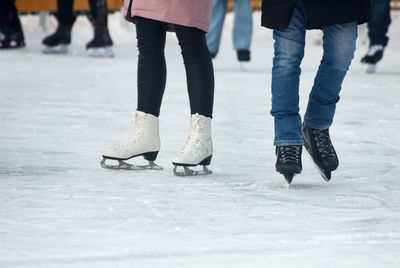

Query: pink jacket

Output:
[123, 0, 214, 32]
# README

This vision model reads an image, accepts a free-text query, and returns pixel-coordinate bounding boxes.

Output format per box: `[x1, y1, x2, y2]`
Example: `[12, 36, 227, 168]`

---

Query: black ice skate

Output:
[0, 23, 25, 49]
[237, 50, 251, 62]
[275, 145, 302, 184]
[42, 24, 73, 54]
[237, 50, 251, 71]
[86, 19, 114, 58]
[302, 123, 339, 181]
[361, 45, 384, 73]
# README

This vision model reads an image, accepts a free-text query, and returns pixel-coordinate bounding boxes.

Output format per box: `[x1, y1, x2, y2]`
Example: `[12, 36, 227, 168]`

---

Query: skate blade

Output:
[283, 174, 295, 184]
[100, 158, 163, 170]
[365, 63, 376, 74]
[42, 44, 68, 54]
[239, 62, 251, 71]
[173, 165, 212, 177]
[87, 46, 114, 58]
[304, 148, 332, 182]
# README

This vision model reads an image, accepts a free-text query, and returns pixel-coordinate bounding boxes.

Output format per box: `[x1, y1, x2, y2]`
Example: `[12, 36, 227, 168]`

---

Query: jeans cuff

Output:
[304, 120, 331, 130]
[274, 140, 303, 146]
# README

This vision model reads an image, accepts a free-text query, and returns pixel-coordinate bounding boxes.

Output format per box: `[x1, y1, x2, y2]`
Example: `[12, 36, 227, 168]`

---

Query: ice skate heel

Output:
[172, 114, 213, 176]
[302, 123, 338, 182]
[143, 151, 158, 161]
[101, 111, 162, 170]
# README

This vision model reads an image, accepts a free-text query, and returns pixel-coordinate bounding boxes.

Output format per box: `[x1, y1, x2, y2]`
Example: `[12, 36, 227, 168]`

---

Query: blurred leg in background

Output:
[42, 0, 113, 57]
[233, 0, 253, 62]
[42, 0, 75, 54]
[0, 0, 25, 49]
[87, 0, 114, 57]
[206, 0, 253, 62]
[361, 0, 391, 73]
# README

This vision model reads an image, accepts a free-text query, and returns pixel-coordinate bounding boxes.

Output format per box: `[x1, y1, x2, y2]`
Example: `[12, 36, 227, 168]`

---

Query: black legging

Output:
[135, 17, 214, 118]
[0, 0, 19, 28]
[56, 0, 108, 26]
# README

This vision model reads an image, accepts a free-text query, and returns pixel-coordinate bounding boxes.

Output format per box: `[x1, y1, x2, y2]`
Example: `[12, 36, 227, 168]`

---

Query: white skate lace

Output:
[367, 45, 383, 56]
[115, 113, 147, 152]
[180, 117, 206, 155]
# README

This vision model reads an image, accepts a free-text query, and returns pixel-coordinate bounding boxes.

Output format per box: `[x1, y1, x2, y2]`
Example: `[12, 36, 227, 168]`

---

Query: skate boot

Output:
[172, 114, 213, 176]
[42, 24, 73, 54]
[209, 51, 217, 59]
[237, 50, 251, 71]
[86, 19, 114, 58]
[302, 123, 339, 181]
[101, 111, 162, 170]
[237, 50, 251, 62]
[361, 45, 384, 73]
[0, 20, 25, 49]
[275, 145, 302, 184]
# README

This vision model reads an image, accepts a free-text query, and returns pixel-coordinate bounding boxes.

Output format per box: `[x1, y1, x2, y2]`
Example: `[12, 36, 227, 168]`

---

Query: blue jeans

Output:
[368, 0, 391, 47]
[206, 0, 253, 53]
[271, 1, 357, 146]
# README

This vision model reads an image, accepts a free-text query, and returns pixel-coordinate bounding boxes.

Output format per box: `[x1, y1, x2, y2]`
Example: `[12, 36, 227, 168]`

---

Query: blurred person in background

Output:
[361, 0, 391, 73]
[206, 0, 253, 62]
[262, 0, 370, 184]
[42, 0, 113, 57]
[0, 0, 25, 49]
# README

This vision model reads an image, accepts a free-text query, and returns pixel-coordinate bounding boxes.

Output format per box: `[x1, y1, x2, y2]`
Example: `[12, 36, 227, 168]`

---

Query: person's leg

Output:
[42, 0, 75, 50]
[135, 17, 167, 117]
[233, 0, 252, 51]
[271, 2, 307, 146]
[0, 0, 25, 48]
[101, 17, 166, 168]
[175, 25, 214, 118]
[87, 0, 113, 53]
[206, 0, 228, 55]
[56, 0, 75, 26]
[368, 0, 391, 47]
[172, 25, 214, 171]
[0, 0, 14, 27]
[304, 22, 357, 129]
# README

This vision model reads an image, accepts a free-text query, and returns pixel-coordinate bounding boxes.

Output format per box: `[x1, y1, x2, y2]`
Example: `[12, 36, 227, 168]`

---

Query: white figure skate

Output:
[172, 113, 213, 176]
[101, 111, 162, 170]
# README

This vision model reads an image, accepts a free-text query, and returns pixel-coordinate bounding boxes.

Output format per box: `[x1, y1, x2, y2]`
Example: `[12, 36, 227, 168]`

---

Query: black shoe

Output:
[209, 51, 217, 59]
[0, 23, 25, 49]
[237, 49, 250, 62]
[302, 123, 338, 181]
[361, 45, 384, 65]
[42, 24, 73, 47]
[86, 18, 113, 49]
[275, 145, 302, 184]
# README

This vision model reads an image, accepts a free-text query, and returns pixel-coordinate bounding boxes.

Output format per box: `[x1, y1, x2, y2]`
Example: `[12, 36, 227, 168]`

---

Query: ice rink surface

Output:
[1, 11, 400, 268]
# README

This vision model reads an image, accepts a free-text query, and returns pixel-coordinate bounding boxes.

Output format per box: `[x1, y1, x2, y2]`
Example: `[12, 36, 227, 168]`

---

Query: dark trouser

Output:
[135, 17, 214, 118]
[368, 0, 391, 47]
[56, 0, 108, 26]
[0, 0, 20, 28]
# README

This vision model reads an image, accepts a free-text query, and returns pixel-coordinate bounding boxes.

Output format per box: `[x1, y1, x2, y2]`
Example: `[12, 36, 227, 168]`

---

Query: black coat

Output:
[261, 0, 371, 29]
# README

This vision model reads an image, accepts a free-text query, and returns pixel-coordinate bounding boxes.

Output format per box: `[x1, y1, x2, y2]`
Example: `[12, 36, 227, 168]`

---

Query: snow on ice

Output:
[0, 11, 400, 268]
